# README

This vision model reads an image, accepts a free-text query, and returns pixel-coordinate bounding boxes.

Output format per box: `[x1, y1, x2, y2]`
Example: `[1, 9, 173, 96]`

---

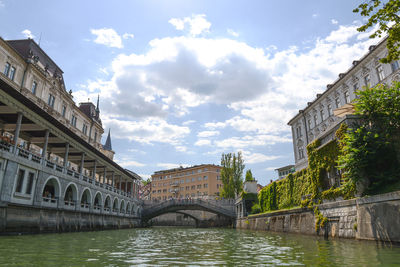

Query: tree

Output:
[220, 152, 245, 198]
[245, 169, 255, 182]
[353, 0, 400, 63]
[338, 82, 400, 195]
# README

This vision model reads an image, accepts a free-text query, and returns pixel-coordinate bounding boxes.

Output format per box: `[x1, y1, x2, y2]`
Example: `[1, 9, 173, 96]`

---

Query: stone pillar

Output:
[80, 153, 85, 175]
[92, 159, 97, 184]
[111, 171, 115, 188]
[125, 180, 127, 193]
[41, 129, 50, 159]
[13, 112, 23, 154]
[119, 177, 122, 190]
[103, 167, 107, 184]
[131, 181, 134, 196]
[63, 142, 69, 169]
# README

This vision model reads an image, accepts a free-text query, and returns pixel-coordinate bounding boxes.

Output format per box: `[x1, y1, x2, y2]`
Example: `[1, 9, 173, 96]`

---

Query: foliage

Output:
[353, 0, 400, 63]
[250, 203, 261, 214]
[337, 83, 400, 195]
[245, 169, 255, 182]
[143, 178, 151, 186]
[314, 206, 328, 233]
[241, 191, 258, 200]
[258, 169, 311, 213]
[220, 152, 245, 198]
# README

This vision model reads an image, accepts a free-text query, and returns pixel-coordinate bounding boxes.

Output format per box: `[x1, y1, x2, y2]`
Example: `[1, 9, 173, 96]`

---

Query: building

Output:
[150, 164, 222, 200]
[288, 37, 400, 171]
[0, 37, 141, 232]
[275, 165, 295, 180]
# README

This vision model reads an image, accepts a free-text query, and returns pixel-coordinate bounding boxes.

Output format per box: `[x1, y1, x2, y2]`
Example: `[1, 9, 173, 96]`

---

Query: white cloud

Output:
[194, 139, 211, 146]
[197, 130, 219, 138]
[0, 1, 4, 8]
[21, 29, 35, 39]
[215, 134, 292, 150]
[115, 159, 146, 167]
[312, 14, 319, 18]
[331, 19, 338, 25]
[325, 25, 359, 44]
[227, 28, 239, 37]
[91, 28, 123, 48]
[156, 163, 191, 169]
[139, 173, 151, 179]
[169, 14, 211, 36]
[242, 151, 281, 164]
[182, 120, 196, 125]
[122, 33, 134, 39]
[265, 167, 278, 171]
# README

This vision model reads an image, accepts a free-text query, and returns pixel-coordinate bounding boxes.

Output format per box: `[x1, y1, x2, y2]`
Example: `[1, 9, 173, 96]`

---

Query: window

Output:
[197, 184, 202, 189]
[71, 115, 77, 127]
[61, 105, 66, 117]
[31, 81, 37, 95]
[204, 184, 208, 188]
[320, 109, 325, 121]
[353, 83, 359, 93]
[197, 169, 201, 173]
[9, 66, 16, 81]
[376, 65, 385, 81]
[298, 147, 305, 159]
[191, 185, 195, 190]
[308, 119, 312, 130]
[94, 131, 98, 142]
[180, 179, 184, 184]
[203, 176, 208, 180]
[186, 178, 190, 183]
[335, 97, 340, 108]
[25, 172, 34, 195]
[197, 177, 202, 181]
[364, 74, 371, 86]
[296, 126, 302, 138]
[391, 61, 400, 72]
[15, 169, 25, 193]
[48, 94, 55, 108]
[191, 177, 195, 182]
[163, 189, 167, 193]
[82, 124, 88, 135]
[344, 91, 350, 104]
[15, 168, 35, 195]
[217, 175, 221, 180]
[3, 62, 10, 76]
[185, 186, 189, 190]
[327, 104, 333, 117]
[313, 114, 318, 127]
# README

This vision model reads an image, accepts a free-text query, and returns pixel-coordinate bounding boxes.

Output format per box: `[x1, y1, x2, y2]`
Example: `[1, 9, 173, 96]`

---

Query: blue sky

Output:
[0, 1, 380, 185]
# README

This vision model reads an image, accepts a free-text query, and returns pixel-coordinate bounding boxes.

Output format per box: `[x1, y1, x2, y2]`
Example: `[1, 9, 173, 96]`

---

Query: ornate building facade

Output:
[288, 37, 400, 171]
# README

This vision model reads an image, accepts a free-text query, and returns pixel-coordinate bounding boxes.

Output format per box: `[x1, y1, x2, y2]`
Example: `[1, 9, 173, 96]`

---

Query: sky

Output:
[0, 0, 381, 185]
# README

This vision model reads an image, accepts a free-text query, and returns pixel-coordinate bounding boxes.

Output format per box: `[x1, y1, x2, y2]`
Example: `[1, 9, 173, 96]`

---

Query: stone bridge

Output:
[140, 199, 236, 223]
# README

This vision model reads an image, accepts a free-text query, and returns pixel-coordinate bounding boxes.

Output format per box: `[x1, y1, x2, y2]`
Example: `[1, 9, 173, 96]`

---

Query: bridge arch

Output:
[141, 199, 235, 223]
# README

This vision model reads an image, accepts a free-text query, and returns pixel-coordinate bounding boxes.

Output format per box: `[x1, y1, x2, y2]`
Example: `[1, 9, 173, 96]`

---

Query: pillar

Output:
[80, 153, 85, 174]
[92, 159, 97, 184]
[41, 129, 50, 158]
[63, 142, 69, 168]
[103, 167, 107, 184]
[111, 171, 115, 188]
[119, 176, 122, 190]
[13, 112, 23, 153]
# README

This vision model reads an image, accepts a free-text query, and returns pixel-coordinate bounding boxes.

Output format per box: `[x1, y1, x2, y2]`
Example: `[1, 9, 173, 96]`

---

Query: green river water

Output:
[0, 227, 399, 266]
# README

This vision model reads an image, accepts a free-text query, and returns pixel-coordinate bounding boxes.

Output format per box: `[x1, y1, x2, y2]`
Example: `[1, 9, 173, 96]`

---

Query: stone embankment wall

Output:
[236, 191, 400, 243]
[0, 203, 141, 234]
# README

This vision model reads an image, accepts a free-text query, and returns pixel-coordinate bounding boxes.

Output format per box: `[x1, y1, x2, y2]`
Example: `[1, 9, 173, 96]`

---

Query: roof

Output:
[103, 129, 112, 151]
[153, 164, 221, 175]
[287, 36, 388, 126]
[275, 165, 295, 171]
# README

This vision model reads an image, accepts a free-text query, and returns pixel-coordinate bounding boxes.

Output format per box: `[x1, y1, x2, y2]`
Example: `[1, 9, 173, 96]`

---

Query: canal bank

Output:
[236, 190, 400, 243]
[0, 202, 141, 234]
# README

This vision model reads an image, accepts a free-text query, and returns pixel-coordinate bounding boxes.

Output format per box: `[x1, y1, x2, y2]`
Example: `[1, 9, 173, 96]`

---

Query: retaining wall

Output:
[0, 202, 140, 234]
[236, 191, 400, 242]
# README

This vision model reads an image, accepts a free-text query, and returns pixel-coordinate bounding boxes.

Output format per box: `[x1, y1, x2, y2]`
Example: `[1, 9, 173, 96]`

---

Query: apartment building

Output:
[288, 37, 400, 171]
[150, 164, 223, 200]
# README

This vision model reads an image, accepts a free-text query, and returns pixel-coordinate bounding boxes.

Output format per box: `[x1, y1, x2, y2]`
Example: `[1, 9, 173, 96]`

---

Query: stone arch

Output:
[112, 197, 119, 212]
[120, 199, 126, 213]
[80, 187, 92, 209]
[126, 202, 131, 215]
[104, 195, 112, 212]
[64, 182, 78, 207]
[131, 203, 136, 215]
[93, 191, 103, 210]
[42, 176, 61, 204]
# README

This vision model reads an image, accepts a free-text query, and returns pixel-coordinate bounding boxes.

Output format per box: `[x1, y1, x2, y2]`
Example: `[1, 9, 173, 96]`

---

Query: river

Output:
[0, 227, 399, 266]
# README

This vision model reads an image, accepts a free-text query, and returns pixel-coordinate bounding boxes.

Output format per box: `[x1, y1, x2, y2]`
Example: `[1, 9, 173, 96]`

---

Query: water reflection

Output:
[0, 227, 399, 266]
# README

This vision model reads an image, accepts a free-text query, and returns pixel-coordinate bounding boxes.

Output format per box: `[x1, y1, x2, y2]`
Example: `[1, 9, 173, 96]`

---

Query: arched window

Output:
[112, 198, 119, 213]
[80, 188, 91, 209]
[42, 177, 60, 205]
[104, 196, 111, 212]
[93, 192, 102, 211]
[64, 183, 77, 207]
